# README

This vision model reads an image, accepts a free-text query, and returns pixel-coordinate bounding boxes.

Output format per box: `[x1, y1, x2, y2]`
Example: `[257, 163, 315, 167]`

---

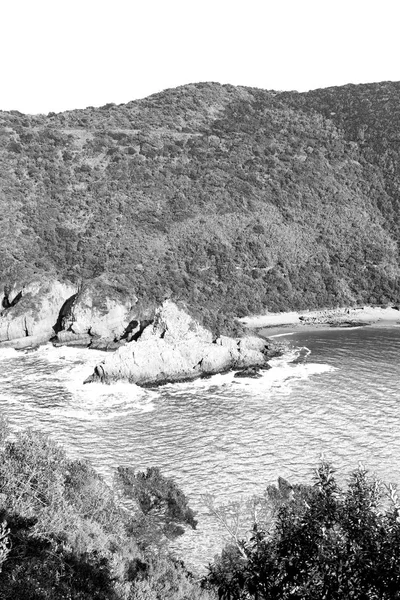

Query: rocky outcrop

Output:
[0, 278, 139, 349]
[0, 281, 76, 347]
[59, 285, 137, 341]
[84, 301, 286, 386]
[234, 366, 265, 379]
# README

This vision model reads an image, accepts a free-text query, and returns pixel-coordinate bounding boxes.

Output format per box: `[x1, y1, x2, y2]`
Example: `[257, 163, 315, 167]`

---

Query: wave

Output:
[160, 345, 334, 399]
[57, 371, 157, 419]
[0, 341, 334, 423]
[0, 348, 19, 361]
[36, 343, 107, 363]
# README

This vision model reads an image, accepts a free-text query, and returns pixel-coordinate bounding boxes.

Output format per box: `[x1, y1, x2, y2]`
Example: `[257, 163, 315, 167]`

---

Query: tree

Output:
[205, 462, 400, 599]
[115, 466, 197, 547]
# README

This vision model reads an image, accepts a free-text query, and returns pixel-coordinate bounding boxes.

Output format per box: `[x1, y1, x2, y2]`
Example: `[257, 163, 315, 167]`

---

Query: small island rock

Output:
[85, 300, 285, 386]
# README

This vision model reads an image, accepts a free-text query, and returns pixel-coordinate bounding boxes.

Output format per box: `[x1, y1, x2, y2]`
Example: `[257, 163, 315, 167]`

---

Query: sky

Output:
[1, 0, 399, 114]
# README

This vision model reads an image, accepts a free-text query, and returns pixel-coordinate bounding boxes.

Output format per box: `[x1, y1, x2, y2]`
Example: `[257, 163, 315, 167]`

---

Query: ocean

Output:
[1, 325, 399, 569]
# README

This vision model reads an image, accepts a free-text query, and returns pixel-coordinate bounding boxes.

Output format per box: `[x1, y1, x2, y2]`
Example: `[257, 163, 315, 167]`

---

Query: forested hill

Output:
[1, 81, 400, 333]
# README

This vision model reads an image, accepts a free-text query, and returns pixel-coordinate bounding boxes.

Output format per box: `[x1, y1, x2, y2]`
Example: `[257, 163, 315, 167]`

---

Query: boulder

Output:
[0, 332, 53, 350]
[198, 344, 235, 374]
[234, 366, 267, 379]
[89, 338, 127, 352]
[215, 335, 240, 355]
[238, 336, 268, 353]
[62, 286, 137, 340]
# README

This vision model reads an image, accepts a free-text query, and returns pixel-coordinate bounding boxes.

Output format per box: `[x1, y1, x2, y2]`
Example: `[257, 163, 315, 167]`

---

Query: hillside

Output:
[1, 81, 400, 336]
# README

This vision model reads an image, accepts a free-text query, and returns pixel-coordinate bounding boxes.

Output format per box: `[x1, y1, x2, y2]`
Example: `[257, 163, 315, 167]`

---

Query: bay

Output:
[0, 325, 399, 568]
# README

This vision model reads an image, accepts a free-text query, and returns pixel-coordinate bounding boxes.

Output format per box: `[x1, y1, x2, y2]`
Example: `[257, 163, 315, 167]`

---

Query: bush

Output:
[206, 462, 400, 599]
[115, 466, 197, 547]
[0, 428, 211, 599]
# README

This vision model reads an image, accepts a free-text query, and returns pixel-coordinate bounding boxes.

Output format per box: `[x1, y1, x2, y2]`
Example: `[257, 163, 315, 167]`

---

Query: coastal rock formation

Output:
[0, 279, 139, 349]
[59, 285, 137, 340]
[84, 300, 285, 386]
[51, 281, 139, 350]
[0, 281, 76, 348]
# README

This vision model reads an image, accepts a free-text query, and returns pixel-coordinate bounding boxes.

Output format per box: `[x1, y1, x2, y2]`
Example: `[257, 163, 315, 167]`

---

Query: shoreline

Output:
[240, 305, 400, 337]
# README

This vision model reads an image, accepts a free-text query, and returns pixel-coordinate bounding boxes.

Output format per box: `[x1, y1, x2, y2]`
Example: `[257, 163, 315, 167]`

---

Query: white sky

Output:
[1, 0, 399, 114]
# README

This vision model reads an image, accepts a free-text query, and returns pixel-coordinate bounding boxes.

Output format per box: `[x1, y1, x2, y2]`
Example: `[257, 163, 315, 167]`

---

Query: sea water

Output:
[0, 326, 399, 568]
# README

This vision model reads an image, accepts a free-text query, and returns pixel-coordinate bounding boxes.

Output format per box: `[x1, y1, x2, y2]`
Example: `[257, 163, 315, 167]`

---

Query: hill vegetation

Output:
[1, 81, 400, 334]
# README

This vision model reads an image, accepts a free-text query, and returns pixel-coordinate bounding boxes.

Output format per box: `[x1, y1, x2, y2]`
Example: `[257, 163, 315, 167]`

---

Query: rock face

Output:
[85, 300, 285, 386]
[60, 286, 136, 340]
[0, 281, 76, 348]
[0, 279, 139, 349]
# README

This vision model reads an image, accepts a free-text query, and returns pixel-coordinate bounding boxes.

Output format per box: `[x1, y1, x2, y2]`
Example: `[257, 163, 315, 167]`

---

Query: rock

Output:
[85, 301, 285, 386]
[215, 335, 239, 354]
[0, 276, 141, 350]
[238, 337, 267, 353]
[88, 338, 206, 385]
[89, 338, 127, 351]
[263, 339, 288, 358]
[55, 330, 89, 344]
[0, 332, 53, 350]
[62, 284, 137, 340]
[0, 280, 76, 344]
[139, 300, 212, 343]
[52, 331, 93, 347]
[198, 344, 234, 374]
[234, 366, 265, 379]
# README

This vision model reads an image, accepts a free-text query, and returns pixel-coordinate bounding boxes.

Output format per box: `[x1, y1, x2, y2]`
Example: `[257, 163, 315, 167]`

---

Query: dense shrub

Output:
[0, 427, 211, 599]
[115, 466, 197, 548]
[206, 462, 400, 599]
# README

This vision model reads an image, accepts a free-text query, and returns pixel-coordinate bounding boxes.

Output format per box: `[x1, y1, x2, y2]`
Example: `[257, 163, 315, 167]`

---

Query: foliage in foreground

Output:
[0, 424, 212, 599]
[206, 463, 400, 599]
[3, 421, 400, 600]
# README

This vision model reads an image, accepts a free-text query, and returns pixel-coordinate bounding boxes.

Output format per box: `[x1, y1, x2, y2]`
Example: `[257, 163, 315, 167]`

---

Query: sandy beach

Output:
[239, 306, 400, 336]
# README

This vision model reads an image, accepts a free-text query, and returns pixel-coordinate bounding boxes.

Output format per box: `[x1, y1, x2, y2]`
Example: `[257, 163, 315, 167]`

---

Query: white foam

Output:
[161, 371, 237, 394]
[231, 360, 335, 395]
[37, 343, 106, 363]
[55, 356, 157, 417]
[0, 340, 335, 422]
[160, 346, 335, 399]
[0, 348, 19, 360]
[0, 342, 157, 421]
[269, 348, 299, 366]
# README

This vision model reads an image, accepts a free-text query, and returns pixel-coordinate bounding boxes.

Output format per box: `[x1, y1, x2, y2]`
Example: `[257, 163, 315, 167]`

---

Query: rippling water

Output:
[0, 326, 399, 569]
